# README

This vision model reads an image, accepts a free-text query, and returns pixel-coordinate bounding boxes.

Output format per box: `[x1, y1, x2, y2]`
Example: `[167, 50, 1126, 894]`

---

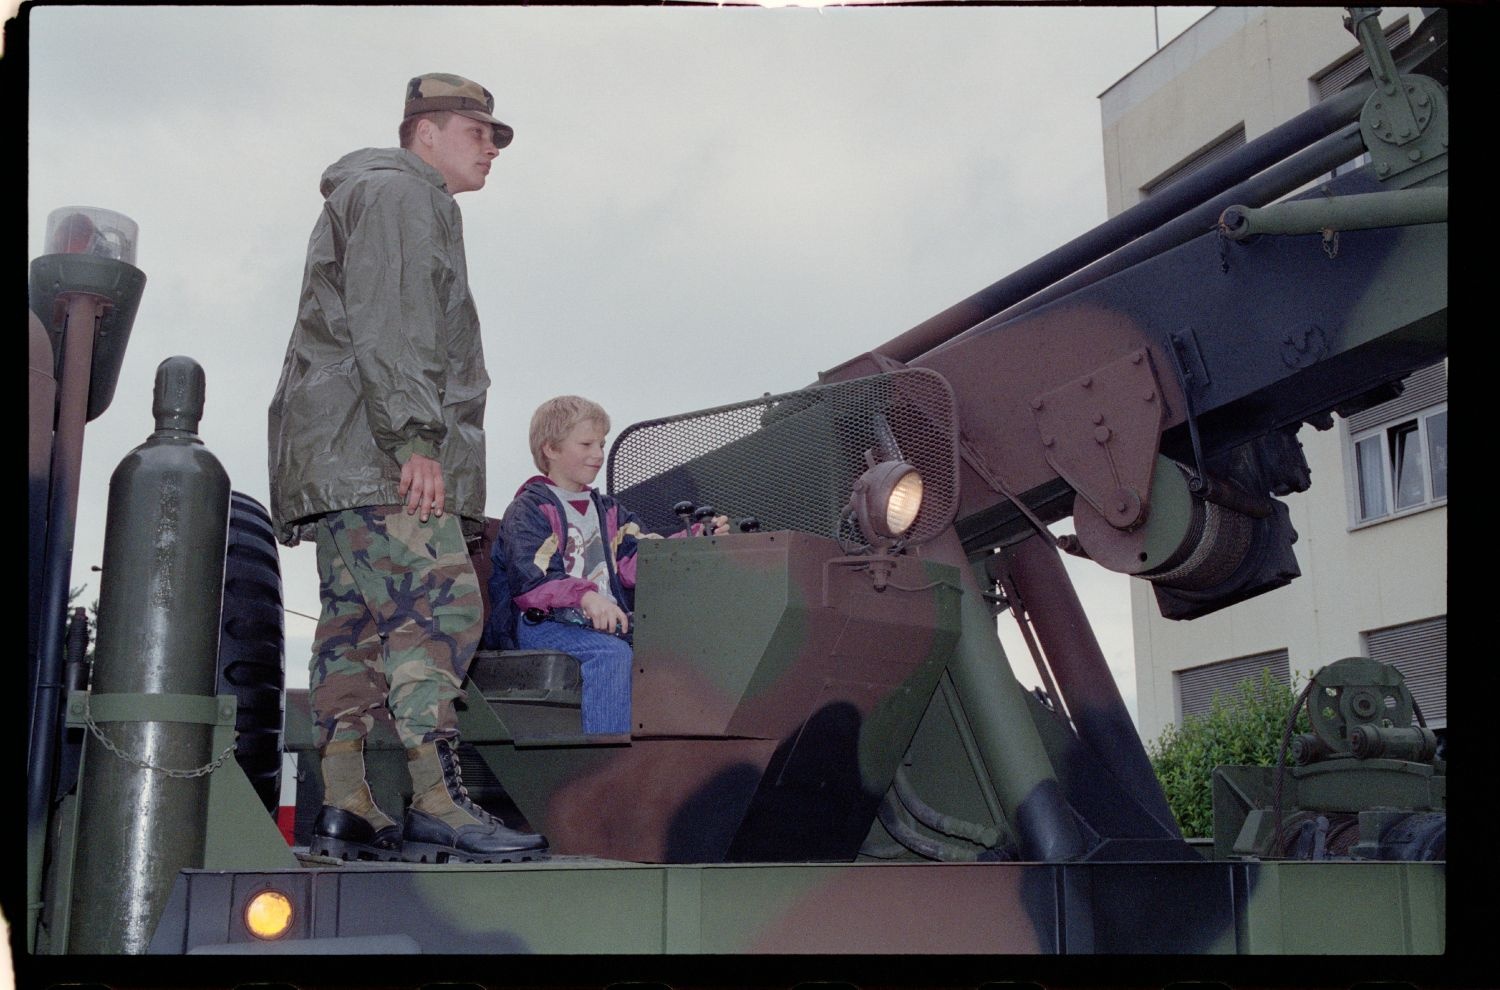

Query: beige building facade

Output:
[1097, 6, 1448, 743]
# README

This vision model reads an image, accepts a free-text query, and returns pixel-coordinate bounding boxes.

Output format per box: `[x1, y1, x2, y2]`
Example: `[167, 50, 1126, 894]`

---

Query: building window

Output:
[1365, 616, 1446, 729]
[1344, 360, 1447, 526]
[1351, 408, 1447, 520]
[1142, 124, 1246, 199]
[1176, 649, 1290, 722]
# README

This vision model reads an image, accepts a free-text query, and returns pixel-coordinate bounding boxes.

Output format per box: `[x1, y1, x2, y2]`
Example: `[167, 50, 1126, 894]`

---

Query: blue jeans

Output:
[516, 618, 633, 734]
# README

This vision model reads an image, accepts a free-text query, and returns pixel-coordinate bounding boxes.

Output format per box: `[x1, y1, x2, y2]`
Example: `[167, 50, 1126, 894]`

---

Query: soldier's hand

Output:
[711, 514, 730, 535]
[398, 452, 445, 522]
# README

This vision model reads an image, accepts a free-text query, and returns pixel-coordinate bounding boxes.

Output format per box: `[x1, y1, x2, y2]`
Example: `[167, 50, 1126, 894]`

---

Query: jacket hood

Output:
[319, 147, 447, 199]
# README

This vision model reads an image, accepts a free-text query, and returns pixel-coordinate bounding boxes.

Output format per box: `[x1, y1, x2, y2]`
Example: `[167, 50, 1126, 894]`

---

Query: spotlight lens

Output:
[245, 889, 293, 940]
[885, 470, 923, 534]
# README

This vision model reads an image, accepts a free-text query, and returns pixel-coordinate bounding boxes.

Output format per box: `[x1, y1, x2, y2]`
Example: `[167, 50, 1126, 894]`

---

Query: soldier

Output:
[268, 73, 547, 863]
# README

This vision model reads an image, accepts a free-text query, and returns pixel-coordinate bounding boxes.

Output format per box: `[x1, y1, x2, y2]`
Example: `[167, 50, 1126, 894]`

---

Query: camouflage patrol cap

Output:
[405, 72, 514, 149]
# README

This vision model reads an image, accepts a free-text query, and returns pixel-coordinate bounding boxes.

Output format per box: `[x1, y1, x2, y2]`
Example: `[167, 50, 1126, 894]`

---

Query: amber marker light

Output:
[245, 889, 294, 940]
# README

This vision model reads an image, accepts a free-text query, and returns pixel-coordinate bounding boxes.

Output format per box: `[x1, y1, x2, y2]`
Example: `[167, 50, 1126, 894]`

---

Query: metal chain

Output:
[84, 712, 236, 779]
[1321, 227, 1340, 259]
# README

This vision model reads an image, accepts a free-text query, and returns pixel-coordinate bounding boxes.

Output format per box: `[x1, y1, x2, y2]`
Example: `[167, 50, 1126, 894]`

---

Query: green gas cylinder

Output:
[68, 356, 230, 954]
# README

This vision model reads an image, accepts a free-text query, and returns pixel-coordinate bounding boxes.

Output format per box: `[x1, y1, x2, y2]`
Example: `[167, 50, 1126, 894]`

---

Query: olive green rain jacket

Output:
[268, 148, 490, 546]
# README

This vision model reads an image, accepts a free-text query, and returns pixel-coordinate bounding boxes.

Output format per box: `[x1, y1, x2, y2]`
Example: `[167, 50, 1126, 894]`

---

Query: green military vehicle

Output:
[24, 6, 1451, 985]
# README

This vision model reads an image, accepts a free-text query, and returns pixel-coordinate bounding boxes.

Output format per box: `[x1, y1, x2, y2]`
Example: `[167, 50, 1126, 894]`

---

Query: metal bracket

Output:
[1345, 7, 1449, 183]
[67, 690, 239, 779]
[1165, 329, 1210, 491]
[66, 690, 237, 727]
[1029, 348, 1165, 531]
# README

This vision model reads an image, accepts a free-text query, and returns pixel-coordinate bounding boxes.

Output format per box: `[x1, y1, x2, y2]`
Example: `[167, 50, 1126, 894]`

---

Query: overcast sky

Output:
[27, 4, 1214, 720]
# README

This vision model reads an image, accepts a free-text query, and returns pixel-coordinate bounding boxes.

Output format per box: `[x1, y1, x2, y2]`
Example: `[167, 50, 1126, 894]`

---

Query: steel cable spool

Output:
[1276, 810, 1361, 859]
[1140, 473, 1256, 591]
[1072, 457, 1257, 590]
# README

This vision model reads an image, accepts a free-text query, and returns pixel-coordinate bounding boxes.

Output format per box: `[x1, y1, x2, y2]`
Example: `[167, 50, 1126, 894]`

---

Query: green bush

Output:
[1146, 668, 1310, 838]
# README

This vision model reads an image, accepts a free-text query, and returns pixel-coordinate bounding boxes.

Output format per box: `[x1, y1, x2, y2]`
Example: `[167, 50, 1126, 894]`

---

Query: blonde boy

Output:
[490, 396, 723, 733]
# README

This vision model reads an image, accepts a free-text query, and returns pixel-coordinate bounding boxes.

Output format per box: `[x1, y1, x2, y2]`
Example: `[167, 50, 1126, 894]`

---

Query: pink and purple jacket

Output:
[484, 477, 712, 649]
[497, 476, 686, 615]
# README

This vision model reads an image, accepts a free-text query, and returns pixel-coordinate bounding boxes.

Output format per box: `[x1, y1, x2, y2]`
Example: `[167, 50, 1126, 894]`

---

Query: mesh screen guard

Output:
[607, 369, 961, 549]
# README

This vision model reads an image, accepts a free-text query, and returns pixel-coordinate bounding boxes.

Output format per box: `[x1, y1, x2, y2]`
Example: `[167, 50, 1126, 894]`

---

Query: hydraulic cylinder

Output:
[923, 529, 1087, 861]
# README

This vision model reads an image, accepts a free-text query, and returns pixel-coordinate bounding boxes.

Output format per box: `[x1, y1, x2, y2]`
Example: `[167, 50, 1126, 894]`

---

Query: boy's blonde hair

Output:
[530, 395, 611, 474]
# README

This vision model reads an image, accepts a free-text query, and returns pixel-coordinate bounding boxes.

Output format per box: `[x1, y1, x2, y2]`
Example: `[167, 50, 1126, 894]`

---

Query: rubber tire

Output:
[215, 491, 286, 814]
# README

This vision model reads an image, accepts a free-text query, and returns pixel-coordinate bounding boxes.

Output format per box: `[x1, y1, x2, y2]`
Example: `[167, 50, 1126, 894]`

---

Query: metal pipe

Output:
[993, 564, 1069, 724]
[893, 765, 1003, 849]
[999, 531, 1182, 840]
[27, 292, 102, 952]
[876, 787, 978, 862]
[1219, 186, 1446, 240]
[27, 312, 56, 678]
[979, 123, 1368, 330]
[866, 83, 1375, 365]
[923, 528, 1088, 861]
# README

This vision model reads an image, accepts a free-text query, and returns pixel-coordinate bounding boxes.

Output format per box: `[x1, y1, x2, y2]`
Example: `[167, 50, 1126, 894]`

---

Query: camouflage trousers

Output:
[309, 506, 482, 750]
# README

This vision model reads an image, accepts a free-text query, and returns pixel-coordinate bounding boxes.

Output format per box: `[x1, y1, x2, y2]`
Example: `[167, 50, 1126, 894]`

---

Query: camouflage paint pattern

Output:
[309, 505, 483, 749]
[459, 530, 963, 863]
[148, 857, 1444, 954]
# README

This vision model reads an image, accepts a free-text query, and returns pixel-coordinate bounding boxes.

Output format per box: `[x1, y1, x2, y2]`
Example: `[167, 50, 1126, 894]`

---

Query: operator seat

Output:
[467, 517, 589, 738]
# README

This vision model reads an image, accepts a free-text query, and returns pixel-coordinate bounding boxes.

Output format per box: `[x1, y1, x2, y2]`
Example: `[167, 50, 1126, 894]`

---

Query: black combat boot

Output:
[309, 737, 403, 862]
[310, 806, 404, 861]
[401, 738, 550, 864]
